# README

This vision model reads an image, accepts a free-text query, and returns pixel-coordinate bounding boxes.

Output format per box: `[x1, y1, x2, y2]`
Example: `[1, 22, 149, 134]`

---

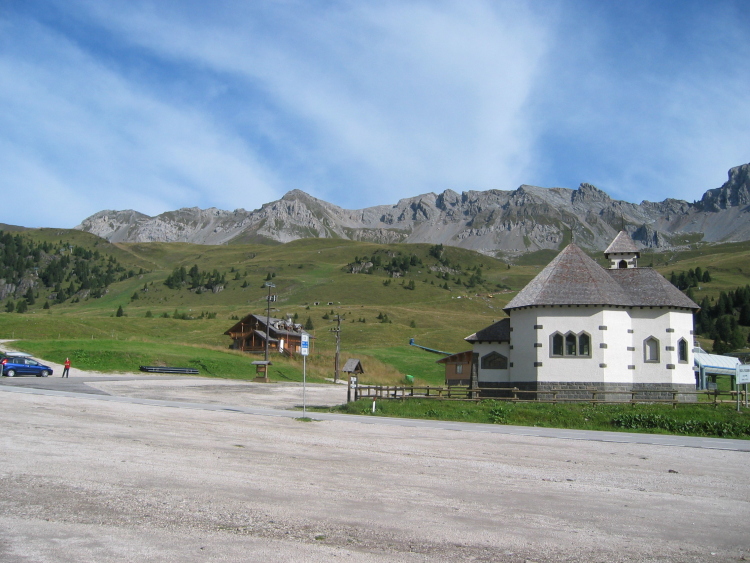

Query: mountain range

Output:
[76, 163, 750, 256]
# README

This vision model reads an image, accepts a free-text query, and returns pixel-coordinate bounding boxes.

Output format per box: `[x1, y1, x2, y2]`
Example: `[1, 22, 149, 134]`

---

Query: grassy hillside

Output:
[2, 230, 750, 384]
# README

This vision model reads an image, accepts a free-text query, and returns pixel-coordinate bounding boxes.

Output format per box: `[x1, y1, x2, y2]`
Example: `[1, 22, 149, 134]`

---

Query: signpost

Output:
[348, 375, 358, 403]
[737, 365, 750, 410]
[301, 334, 309, 416]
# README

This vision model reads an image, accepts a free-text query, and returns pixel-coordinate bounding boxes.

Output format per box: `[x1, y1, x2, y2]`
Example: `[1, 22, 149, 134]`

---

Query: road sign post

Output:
[301, 334, 309, 416]
[737, 365, 750, 411]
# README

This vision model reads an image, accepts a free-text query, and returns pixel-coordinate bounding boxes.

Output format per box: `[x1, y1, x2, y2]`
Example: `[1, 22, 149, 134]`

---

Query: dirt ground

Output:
[1, 346, 749, 561]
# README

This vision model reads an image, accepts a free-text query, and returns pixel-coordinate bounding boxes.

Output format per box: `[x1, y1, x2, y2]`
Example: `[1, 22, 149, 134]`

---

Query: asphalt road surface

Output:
[1, 371, 749, 562]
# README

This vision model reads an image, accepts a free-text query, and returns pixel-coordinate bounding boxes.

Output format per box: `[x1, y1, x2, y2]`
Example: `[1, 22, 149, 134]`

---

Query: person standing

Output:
[62, 357, 70, 378]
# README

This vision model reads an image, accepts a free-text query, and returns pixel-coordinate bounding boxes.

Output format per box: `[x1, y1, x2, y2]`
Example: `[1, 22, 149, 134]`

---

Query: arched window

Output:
[551, 331, 591, 358]
[618, 259, 628, 269]
[565, 333, 577, 356]
[481, 352, 508, 370]
[644, 337, 660, 363]
[678, 338, 688, 363]
[578, 333, 591, 357]
[551, 333, 564, 356]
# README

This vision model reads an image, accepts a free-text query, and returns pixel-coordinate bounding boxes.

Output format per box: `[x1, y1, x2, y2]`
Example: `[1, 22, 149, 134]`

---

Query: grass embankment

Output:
[328, 399, 750, 439]
[11, 339, 331, 382]
[9, 338, 445, 385]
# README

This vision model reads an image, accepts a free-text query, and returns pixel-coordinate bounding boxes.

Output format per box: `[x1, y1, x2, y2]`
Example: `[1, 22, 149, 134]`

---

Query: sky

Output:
[1, 0, 749, 229]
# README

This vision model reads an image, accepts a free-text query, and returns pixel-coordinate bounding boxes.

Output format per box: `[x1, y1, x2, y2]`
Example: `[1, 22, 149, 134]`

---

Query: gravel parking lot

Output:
[0, 351, 748, 562]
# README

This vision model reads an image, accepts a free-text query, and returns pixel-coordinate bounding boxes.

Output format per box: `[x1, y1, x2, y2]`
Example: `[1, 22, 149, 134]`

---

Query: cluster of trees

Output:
[376, 312, 392, 323]
[1, 231, 133, 311]
[347, 251, 423, 276]
[669, 267, 711, 290]
[164, 265, 227, 291]
[693, 285, 750, 353]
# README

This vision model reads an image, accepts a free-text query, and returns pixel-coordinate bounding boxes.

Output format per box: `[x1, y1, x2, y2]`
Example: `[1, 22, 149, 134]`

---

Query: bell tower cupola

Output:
[604, 231, 640, 269]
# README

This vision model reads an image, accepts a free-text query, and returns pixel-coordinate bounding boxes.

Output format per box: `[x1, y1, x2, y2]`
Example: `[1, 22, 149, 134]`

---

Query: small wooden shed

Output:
[436, 350, 473, 386]
[342, 359, 364, 376]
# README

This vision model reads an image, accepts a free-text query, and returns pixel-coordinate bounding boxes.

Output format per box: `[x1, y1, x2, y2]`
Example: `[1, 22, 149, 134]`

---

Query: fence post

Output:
[672, 391, 678, 409]
[552, 390, 557, 406]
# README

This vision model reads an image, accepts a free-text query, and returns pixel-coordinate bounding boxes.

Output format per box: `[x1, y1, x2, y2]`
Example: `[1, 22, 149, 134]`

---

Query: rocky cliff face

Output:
[76, 163, 750, 255]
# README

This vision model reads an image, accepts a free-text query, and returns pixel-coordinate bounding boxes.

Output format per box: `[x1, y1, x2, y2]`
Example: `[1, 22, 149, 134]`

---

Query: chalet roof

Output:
[604, 230, 640, 256]
[251, 329, 278, 343]
[504, 244, 699, 311]
[465, 318, 510, 343]
[224, 313, 313, 338]
[436, 350, 473, 364]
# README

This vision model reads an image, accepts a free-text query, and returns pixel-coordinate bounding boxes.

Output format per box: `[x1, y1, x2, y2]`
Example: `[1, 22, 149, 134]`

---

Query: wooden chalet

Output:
[436, 350, 473, 386]
[225, 314, 313, 356]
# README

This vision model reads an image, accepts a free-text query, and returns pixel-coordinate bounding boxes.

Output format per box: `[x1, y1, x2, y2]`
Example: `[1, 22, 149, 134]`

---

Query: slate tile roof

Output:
[504, 244, 699, 311]
[224, 314, 313, 338]
[604, 230, 640, 256]
[465, 318, 511, 343]
[342, 359, 364, 373]
[607, 268, 699, 309]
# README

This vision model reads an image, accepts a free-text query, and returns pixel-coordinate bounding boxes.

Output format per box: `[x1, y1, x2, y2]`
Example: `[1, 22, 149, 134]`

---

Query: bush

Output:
[611, 413, 750, 438]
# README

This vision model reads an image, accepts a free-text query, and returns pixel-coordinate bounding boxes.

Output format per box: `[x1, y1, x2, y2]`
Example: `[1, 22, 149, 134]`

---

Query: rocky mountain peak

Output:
[74, 162, 750, 255]
[572, 183, 611, 204]
[698, 163, 750, 212]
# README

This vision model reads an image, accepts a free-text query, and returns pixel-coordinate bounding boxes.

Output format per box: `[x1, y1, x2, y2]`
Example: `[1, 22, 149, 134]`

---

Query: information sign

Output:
[737, 365, 750, 385]
[300, 334, 309, 356]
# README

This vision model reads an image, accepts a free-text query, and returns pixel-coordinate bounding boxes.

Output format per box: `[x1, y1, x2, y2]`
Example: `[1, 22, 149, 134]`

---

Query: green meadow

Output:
[2, 229, 750, 387]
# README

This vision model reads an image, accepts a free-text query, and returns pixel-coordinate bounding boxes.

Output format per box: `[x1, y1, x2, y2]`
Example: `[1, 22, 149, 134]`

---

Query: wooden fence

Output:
[352, 384, 747, 407]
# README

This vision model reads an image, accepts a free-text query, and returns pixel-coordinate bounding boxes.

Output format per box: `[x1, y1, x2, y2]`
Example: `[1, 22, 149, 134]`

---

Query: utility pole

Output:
[264, 281, 275, 362]
[330, 314, 341, 382]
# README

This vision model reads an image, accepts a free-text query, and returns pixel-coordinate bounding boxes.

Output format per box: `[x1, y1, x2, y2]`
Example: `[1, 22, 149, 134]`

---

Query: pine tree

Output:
[304, 316, 314, 330]
[116, 305, 124, 317]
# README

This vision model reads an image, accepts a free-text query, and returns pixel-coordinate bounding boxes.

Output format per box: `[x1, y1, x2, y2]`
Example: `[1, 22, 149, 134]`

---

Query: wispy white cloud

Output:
[0, 7, 281, 227]
[69, 0, 552, 208]
[526, 1, 750, 202]
[0, 0, 748, 230]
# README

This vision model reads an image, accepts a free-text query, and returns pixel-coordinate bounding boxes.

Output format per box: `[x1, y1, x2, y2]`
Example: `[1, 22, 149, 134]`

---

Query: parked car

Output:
[1, 355, 53, 377]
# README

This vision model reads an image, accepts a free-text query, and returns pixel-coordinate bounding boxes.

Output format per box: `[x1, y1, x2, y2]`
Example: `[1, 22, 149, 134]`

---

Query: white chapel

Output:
[465, 231, 700, 398]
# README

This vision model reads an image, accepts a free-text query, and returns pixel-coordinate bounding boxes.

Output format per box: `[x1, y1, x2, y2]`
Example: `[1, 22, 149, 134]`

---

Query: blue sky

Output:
[1, 0, 748, 229]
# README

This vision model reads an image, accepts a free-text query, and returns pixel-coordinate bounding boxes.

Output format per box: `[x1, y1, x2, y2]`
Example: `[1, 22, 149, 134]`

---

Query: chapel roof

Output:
[604, 230, 640, 256]
[503, 243, 699, 311]
[465, 318, 511, 343]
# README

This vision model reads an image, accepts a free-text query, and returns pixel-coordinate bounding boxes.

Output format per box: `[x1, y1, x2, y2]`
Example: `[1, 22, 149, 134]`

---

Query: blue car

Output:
[1, 355, 53, 377]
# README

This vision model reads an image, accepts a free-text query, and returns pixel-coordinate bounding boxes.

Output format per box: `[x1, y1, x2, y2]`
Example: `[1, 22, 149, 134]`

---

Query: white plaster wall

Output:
[665, 310, 696, 385]
[630, 308, 695, 385]
[531, 307, 605, 383]
[507, 309, 539, 382]
[474, 342, 510, 383]
[599, 309, 634, 384]
[504, 306, 695, 387]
